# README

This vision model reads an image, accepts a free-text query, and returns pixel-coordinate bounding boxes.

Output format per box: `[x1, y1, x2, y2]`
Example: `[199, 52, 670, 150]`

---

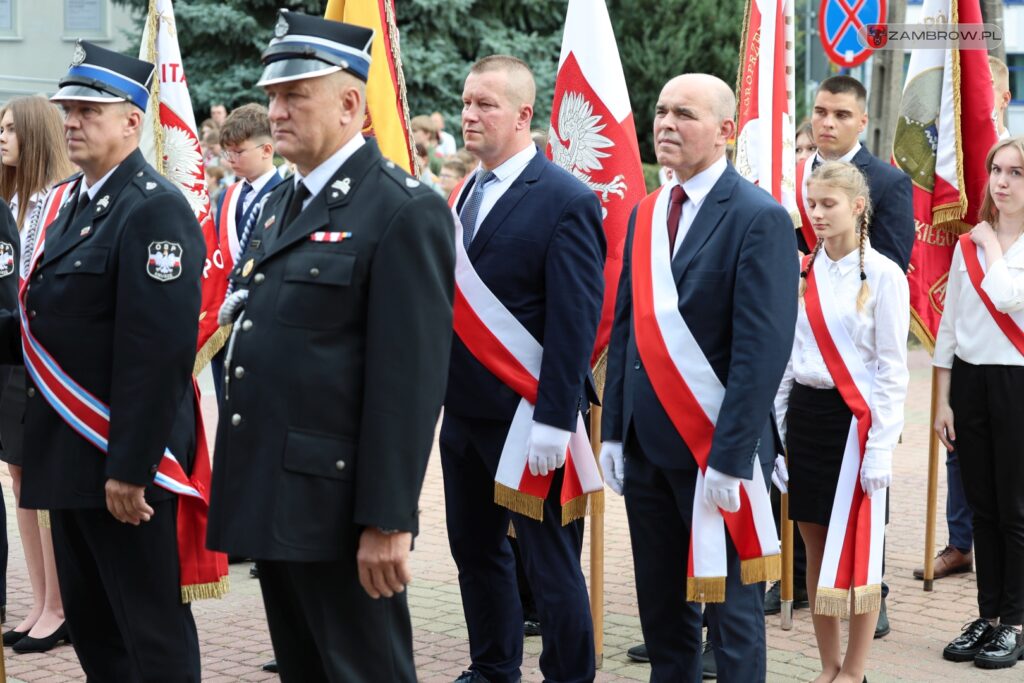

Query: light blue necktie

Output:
[460, 170, 496, 251]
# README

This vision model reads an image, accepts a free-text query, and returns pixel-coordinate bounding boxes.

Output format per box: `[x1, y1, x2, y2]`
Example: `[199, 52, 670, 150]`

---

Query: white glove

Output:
[218, 289, 249, 326]
[599, 441, 625, 496]
[860, 448, 892, 497]
[771, 455, 789, 495]
[527, 421, 571, 477]
[704, 466, 742, 513]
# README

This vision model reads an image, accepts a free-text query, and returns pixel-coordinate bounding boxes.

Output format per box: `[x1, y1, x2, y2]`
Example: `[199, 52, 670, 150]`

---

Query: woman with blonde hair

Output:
[935, 136, 1024, 669]
[774, 161, 909, 682]
[0, 94, 75, 653]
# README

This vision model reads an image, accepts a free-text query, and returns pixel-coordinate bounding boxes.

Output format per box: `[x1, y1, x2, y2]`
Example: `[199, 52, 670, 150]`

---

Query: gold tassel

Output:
[740, 554, 781, 585]
[687, 576, 727, 603]
[560, 490, 605, 526]
[853, 584, 882, 615]
[180, 574, 230, 603]
[194, 325, 230, 376]
[813, 587, 850, 618]
[591, 348, 608, 399]
[909, 310, 935, 354]
[933, 204, 967, 228]
[37, 510, 50, 529]
[494, 483, 544, 521]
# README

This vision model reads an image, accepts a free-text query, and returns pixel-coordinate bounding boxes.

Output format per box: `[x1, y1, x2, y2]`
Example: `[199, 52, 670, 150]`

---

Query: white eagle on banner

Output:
[548, 91, 627, 217]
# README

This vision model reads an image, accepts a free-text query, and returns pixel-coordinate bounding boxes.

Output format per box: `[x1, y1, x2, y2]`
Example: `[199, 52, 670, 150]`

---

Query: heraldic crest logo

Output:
[147, 241, 183, 282]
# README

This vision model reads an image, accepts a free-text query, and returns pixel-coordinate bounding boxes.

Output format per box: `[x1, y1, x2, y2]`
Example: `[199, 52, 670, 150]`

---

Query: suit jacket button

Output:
[74, 260, 82, 268]
[633, 360, 641, 370]
[335, 460, 346, 471]
[309, 267, 320, 278]
[234, 366, 245, 379]
[35, 273, 43, 282]
[231, 414, 242, 426]
[253, 273, 265, 284]
[241, 320, 253, 331]
[26, 387, 35, 398]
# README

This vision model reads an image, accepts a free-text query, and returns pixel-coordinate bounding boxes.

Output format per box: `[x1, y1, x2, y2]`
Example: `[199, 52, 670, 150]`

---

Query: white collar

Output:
[295, 134, 366, 198]
[822, 244, 861, 276]
[674, 155, 728, 205]
[476, 143, 536, 182]
[814, 141, 862, 166]
[243, 167, 280, 195]
[81, 165, 119, 201]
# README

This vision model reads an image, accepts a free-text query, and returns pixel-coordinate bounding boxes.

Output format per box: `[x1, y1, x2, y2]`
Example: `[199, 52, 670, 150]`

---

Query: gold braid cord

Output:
[384, 0, 416, 172]
[146, 0, 165, 176]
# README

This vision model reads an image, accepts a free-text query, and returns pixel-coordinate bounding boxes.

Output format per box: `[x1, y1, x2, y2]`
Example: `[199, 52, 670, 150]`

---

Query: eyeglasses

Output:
[221, 145, 259, 161]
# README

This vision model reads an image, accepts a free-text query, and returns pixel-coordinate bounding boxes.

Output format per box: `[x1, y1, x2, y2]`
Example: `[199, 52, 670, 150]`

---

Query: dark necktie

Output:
[282, 181, 310, 231]
[667, 185, 687, 254]
[460, 170, 496, 250]
[234, 182, 252, 238]
[811, 156, 823, 171]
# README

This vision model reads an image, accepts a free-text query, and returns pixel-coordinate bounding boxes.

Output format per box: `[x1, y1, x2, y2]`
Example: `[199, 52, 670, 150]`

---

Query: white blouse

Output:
[934, 235, 1024, 368]
[775, 245, 910, 462]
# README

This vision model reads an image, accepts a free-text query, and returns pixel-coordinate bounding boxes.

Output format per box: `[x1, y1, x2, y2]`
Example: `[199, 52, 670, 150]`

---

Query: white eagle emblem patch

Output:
[0, 243, 14, 278]
[147, 241, 183, 282]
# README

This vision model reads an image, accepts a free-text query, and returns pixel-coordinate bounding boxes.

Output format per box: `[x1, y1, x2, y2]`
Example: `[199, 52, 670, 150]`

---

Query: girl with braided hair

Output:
[773, 160, 909, 683]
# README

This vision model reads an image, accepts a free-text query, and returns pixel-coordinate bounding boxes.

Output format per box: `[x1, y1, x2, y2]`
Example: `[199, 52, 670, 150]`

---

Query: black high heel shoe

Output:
[3, 627, 30, 646]
[12, 622, 69, 653]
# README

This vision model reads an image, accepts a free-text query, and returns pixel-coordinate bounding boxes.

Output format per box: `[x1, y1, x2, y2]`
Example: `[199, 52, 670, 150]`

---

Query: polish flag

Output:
[547, 0, 646, 369]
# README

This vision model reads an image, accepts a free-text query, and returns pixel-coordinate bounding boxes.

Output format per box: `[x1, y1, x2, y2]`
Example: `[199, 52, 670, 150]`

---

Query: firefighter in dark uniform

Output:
[0, 42, 205, 680]
[206, 11, 455, 683]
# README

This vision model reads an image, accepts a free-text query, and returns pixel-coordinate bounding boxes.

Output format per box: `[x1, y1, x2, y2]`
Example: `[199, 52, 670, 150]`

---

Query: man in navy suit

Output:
[442, 55, 605, 683]
[599, 74, 797, 683]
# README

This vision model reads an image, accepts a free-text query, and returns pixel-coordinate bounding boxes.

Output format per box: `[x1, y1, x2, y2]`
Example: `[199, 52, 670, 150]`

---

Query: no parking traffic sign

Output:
[819, 0, 886, 68]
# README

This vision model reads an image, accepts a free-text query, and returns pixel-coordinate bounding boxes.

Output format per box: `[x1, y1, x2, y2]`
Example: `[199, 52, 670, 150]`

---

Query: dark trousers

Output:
[950, 357, 1024, 624]
[946, 448, 974, 552]
[256, 557, 416, 683]
[624, 432, 767, 683]
[440, 413, 595, 683]
[49, 501, 200, 683]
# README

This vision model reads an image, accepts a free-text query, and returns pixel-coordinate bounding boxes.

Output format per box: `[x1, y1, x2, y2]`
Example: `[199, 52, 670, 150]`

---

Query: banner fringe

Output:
[909, 309, 936, 354]
[686, 576, 727, 604]
[853, 583, 882, 615]
[181, 575, 230, 603]
[740, 553, 781, 585]
[813, 586, 850, 618]
[933, 204, 967, 228]
[494, 482, 544, 521]
[194, 325, 230, 376]
[561, 489, 604, 526]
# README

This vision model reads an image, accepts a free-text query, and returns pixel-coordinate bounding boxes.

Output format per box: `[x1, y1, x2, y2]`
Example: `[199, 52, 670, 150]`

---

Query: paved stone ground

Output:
[2, 347, 1021, 681]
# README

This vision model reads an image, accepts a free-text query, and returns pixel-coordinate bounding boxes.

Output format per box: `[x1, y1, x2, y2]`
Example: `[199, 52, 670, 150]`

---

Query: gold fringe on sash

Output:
[507, 520, 517, 538]
[853, 583, 883, 615]
[180, 575, 230, 604]
[194, 325, 231, 376]
[740, 554, 781, 585]
[813, 587, 850, 618]
[37, 510, 50, 529]
[686, 576, 727, 604]
[561, 489, 605, 526]
[494, 482, 544, 521]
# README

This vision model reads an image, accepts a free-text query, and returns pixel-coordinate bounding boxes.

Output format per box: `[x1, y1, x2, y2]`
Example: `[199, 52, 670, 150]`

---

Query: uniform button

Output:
[253, 273, 265, 284]
[150, 464, 158, 474]
[28, 310, 36, 320]
[309, 267, 320, 278]
[26, 387, 35, 398]
[234, 366, 245, 379]
[633, 360, 641, 370]
[35, 273, 43, 282]
[231, 414, 242, 426]
[241, 319, 253, 331]
[74, 260, 82, 268]
[335, 460, 346, 471]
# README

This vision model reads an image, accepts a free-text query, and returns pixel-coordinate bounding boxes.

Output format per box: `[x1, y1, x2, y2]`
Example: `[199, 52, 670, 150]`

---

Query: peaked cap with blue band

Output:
[257, 10, 374, 87]
[50, 40, 154, 111]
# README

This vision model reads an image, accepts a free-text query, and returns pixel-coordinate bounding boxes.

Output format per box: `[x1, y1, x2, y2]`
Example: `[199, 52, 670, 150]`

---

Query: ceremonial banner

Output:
[139, 0, 229, 370]
[893, 0, 996, 349]
[547, 0, 645, 369]
[325, 0, 415, 173]
[735, 0, 797, 219]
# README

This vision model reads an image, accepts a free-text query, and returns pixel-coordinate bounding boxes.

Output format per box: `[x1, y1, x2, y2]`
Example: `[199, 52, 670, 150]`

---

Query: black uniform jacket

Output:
[0, 150, 204, 510]
[206, 140, 456, 563]
[0, 202, 19, 312]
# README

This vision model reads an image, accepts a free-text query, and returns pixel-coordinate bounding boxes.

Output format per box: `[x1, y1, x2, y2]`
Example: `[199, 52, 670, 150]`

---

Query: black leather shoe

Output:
[523, 619, 541, 637]
[249, 563, 259, 579]
[454, 671, 492, 683]
[764, 581, 810, 615]
[626, 643, 649, 663]
[261, 659, 278, 673]
[12, 622, 69, 653]
[2, 627, 29, 646]
[943, 618, 997, 662]
[701, 639, 717, 679]
[974, 625, 1024, 669]
[873, 597, 890, 639]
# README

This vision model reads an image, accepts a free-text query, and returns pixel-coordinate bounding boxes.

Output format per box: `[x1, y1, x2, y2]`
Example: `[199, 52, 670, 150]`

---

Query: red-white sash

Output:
[217, 181, 243, 272]
[631, 186, 780, 602]
[447, 181, 603, 523]
[795, 157, 816, 252]
[20, 178, 228, 602]
[959, 234, 1024, 356]
[803, 254, 885, 616]
[22, 183, 75, 283]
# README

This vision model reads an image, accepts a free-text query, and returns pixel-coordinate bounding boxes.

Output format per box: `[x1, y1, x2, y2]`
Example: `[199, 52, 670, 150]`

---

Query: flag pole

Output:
[780, 489, 794, 629]
[923, 366, 940, 591]
[589, 404, 604, 668]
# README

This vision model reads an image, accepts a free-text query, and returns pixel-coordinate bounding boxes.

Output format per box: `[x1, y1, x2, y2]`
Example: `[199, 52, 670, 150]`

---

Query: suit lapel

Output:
[467, 150, 545, 260]
[241, 172, 284, 227]
[671, 166, 738, 287]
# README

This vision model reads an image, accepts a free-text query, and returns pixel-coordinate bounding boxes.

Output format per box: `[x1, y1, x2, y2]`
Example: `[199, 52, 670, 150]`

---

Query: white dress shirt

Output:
[80, 164, 119, 202]
[775, 244, 910, 462]
[934, 235, 1024, 368]
[669, 155, 728, 257]
[464, 144, 537, 234]
[240, 167, 280, 216]
[295, 134, 366, 210]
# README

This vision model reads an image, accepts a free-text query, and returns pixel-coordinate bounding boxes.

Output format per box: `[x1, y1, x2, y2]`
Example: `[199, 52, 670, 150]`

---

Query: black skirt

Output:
[0, 366, 25, 466]
[785, 382, 852, 526]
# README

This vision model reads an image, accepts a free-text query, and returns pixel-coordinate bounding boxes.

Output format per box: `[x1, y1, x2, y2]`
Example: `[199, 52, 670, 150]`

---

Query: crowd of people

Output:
[0, 8, 1020, 683]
